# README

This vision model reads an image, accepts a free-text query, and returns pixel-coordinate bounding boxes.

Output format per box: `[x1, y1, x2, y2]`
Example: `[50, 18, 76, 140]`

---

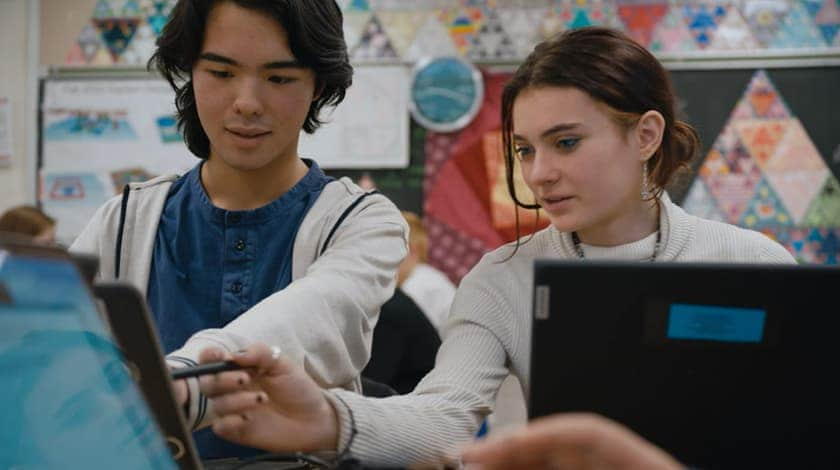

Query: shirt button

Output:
[230, 281, 243, 294]
[229, 214, 241, 224]
[234, 239, 246, 251]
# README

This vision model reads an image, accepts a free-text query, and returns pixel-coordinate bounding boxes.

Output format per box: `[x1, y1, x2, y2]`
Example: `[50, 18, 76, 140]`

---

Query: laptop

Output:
[93, 282, 203, 470]
[95, 280, 336, 470]
[0, 232, 98, 284]
[70, 251, 99, 284]
[0, 238, 308, 470]
[529, 260, 840, 469]
[0, 238, 180, 470]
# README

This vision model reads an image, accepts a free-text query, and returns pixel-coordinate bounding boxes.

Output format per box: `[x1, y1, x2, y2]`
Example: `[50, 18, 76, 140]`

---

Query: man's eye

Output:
[209, 70, 232, 78]
[268, 76, 294, 84]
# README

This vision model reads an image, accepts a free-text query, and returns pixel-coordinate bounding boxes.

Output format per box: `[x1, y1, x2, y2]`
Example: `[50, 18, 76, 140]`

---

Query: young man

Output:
[70, 0, 407, 459]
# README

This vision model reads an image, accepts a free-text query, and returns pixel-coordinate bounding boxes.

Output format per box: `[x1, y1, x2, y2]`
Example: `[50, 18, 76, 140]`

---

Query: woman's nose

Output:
[528, 151, 560, 186]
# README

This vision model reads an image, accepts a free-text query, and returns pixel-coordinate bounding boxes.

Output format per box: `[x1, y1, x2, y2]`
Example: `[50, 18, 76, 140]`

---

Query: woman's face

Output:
[512, 86, 646, 236]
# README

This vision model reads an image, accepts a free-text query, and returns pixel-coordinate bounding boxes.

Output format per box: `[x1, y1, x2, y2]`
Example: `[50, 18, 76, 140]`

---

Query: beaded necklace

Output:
[570, 221, 662, 262]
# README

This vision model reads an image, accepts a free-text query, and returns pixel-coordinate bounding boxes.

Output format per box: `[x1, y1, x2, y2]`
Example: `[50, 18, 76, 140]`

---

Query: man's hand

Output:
[461, 413, 682, 470]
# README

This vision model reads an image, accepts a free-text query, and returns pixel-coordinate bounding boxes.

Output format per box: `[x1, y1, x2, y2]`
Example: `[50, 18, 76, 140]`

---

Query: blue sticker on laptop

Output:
[667, 303, 766, 343]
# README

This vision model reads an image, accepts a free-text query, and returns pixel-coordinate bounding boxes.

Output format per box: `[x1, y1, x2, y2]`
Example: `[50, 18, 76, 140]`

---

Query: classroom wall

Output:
[0, 0, 32, 214]
[0, 0, 97, 215]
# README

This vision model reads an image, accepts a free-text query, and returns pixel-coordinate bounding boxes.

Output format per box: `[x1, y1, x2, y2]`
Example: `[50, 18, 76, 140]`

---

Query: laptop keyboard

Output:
[202, 458, 309, 469]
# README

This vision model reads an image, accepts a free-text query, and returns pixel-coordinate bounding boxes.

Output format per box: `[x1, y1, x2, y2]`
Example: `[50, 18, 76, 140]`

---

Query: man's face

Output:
[192, 2, 317, 172]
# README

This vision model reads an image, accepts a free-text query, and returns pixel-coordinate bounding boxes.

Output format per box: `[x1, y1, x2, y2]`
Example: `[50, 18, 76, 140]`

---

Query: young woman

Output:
[192, 27, 795, 468]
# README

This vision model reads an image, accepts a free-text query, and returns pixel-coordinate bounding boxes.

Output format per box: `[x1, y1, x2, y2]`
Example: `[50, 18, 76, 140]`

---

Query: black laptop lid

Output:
[530, 261, 839, 469]
[70, 252, 98, 284]
[0, 241, 178, 470]
[94, 283, 203, 470]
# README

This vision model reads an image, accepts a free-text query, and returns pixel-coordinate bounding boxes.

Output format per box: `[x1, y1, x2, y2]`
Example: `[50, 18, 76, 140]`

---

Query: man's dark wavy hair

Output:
[148, 0, 353, 159]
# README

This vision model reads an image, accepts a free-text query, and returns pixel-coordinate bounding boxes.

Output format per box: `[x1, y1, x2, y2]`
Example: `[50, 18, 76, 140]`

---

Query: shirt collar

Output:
[188, 158, 329, 225]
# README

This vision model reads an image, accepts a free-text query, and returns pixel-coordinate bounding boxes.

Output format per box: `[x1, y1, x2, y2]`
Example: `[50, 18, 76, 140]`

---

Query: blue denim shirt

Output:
[147, 160, 331, 459]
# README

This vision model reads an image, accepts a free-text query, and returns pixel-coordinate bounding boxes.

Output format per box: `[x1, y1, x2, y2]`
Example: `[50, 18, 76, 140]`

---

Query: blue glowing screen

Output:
[0, 250, 177, 469]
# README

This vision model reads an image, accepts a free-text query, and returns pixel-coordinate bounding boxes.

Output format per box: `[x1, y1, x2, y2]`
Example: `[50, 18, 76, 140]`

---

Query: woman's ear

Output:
[636, 110, 665, 162]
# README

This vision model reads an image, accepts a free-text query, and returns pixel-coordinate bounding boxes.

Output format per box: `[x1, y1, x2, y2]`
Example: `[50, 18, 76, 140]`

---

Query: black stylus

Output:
[171, 361, 245, 380]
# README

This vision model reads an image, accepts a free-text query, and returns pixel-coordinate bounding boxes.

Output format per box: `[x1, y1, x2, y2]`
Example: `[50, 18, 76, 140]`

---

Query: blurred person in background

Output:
[0, 206, 56, 244]
[398, 211, 457, 332]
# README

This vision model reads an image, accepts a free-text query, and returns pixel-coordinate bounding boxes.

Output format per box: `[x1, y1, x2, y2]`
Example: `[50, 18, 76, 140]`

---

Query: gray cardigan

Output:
[71, 174, 408, 428]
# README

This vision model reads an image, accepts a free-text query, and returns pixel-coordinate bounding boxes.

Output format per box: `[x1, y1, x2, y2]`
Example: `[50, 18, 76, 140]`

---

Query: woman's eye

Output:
[209, 70, 232, 78]
[514, 146, 533, 159]
[556, 138, 580, 149]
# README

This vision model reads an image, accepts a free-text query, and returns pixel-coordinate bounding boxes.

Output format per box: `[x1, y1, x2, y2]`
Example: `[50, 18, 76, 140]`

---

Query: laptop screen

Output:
[0, 249, 178, 470]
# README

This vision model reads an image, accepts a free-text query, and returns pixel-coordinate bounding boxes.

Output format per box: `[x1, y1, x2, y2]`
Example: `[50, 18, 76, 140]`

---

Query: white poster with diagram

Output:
[298, 64, 409, 169]
[40, 78, 197, 243]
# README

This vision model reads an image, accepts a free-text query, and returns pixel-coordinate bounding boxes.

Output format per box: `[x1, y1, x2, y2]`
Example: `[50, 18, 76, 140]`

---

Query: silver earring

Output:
[641, 161, 651, 200]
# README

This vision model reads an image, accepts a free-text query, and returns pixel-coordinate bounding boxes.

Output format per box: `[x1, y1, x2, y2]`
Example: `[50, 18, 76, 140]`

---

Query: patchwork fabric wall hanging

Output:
[66, 0, 840, 66]
[682, 70, 840, 264]
[419, 70, 555, 283]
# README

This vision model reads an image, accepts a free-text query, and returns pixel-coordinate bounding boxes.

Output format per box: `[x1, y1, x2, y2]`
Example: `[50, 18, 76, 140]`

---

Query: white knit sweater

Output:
[326, 196, 795, 468]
